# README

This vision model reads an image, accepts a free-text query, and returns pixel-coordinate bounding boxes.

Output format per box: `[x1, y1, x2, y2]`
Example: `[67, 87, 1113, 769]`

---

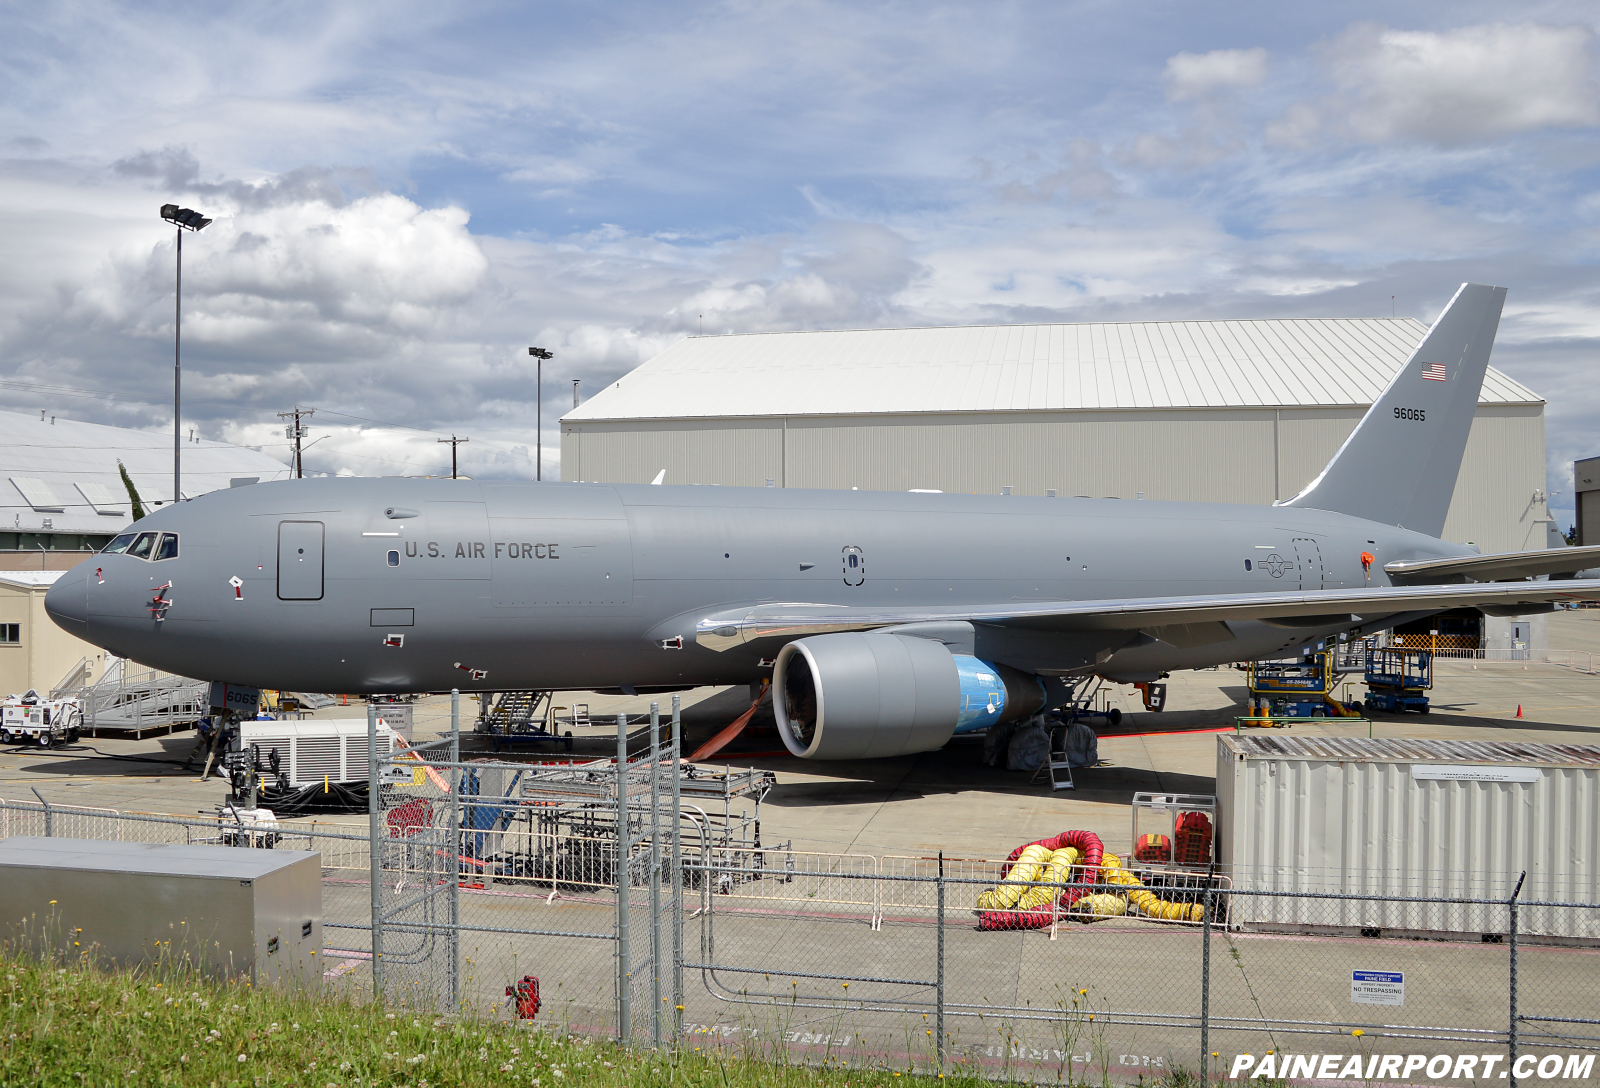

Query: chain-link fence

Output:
[3, 706, 1599, 1084]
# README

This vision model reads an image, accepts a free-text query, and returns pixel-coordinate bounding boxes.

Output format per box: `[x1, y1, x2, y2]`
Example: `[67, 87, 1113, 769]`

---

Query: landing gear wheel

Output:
[1107, 707, 1123, 726]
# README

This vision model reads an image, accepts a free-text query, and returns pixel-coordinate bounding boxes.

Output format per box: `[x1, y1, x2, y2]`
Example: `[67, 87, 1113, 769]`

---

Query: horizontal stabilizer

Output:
[1386, 545, 1600, 584]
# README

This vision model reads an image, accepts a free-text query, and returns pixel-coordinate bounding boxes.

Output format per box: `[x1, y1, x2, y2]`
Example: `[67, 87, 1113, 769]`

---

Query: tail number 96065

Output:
[1394, 407, 1426, 421]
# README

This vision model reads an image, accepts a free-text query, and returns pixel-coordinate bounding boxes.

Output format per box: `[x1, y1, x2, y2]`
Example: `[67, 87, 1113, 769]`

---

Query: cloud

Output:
[1164, 47, 1268, 101]
[4, 3, 1600, 503]
[1329, 22, 1600, 144]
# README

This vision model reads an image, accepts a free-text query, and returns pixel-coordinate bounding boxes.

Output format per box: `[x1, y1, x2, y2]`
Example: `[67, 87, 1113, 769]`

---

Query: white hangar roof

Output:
[564, 317, 1541, 422]
[2, 409, 291, 536]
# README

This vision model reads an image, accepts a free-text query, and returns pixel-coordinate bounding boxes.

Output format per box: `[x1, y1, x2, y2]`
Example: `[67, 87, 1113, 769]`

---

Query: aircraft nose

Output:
[44, 564, 88, 633]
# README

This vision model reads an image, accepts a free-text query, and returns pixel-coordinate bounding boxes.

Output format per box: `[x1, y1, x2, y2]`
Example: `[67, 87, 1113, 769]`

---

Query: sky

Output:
[1, 1, 1598, 528]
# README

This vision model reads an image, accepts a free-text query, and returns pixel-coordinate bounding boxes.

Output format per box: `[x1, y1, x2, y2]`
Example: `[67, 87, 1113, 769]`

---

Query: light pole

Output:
[529, 347, 553, 481]
[161, 204, 211, 505]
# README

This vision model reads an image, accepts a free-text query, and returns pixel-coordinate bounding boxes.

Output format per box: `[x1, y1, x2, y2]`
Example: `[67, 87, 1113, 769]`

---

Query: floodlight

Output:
[161, 204, 212, 232]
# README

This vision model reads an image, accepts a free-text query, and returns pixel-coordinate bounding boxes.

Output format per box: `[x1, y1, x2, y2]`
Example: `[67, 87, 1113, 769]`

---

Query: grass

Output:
[0, 948, 1219, 1087]
[0, 947, 1004, 1088]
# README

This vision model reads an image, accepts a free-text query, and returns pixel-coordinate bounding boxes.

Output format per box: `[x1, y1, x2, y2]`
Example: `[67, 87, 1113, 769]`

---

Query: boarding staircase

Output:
[481, 691, 553, 732]
[72, 657, 209, 738]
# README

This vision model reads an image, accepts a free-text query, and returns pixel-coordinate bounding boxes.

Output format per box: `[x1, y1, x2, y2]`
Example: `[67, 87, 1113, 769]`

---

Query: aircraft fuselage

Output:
[45, 478, 1465, 695]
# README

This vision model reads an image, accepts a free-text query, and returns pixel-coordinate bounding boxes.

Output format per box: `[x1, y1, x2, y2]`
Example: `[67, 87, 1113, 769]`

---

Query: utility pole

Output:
[278, 406, 314, 478]
[529, 347, 553, 482]
[437, 435, 469, 479]
[573, 379, 581, 408]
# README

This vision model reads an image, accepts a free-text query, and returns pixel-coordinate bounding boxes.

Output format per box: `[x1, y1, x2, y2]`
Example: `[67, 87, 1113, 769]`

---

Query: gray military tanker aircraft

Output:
[44, 283, 1600, 760]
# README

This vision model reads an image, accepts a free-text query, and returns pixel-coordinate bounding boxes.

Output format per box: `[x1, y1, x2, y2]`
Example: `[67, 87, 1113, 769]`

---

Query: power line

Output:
[0, 378, 540, 469]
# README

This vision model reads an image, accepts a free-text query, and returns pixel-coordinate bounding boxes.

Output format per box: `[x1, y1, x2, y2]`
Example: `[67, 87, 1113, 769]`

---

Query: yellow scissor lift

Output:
[1242, 651, 1364, 726]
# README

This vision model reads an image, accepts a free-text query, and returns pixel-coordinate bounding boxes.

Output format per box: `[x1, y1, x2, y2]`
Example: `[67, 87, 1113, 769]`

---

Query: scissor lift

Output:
[1363, 647, 1432, 714]
[1248, 651, 1339, 719]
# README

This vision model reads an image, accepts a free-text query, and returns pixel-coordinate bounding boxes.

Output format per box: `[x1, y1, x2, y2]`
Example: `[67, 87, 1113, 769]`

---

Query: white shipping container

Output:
[1216, 735, 1600, 941]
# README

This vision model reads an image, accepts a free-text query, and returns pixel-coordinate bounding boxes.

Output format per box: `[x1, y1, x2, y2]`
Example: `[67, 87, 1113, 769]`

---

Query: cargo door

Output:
[277, 521, 325, 600]
[490, 487, 632, 606]
[1291, 537, 1324, 591]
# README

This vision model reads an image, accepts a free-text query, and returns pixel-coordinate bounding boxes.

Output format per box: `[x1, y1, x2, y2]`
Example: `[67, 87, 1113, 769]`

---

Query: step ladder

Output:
[1031, 730, 1075, 791]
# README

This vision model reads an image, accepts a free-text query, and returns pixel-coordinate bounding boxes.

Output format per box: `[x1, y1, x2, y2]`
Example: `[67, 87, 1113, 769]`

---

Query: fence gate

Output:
[370, 697, 682, 1041]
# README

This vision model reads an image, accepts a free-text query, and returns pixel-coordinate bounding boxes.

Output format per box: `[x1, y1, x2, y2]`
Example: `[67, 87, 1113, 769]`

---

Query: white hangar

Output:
[561, 317, 1549, 557]
[2, 409, 291, 570]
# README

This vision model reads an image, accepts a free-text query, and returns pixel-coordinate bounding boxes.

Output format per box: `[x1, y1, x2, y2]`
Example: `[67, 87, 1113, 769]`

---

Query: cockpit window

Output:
[102, 533, 136, 555]
[153, 533, 179, 561]
[126, 531, 158, 560]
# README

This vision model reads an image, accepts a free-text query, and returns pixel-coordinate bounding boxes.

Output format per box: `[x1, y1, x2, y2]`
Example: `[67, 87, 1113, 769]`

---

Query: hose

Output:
[1070, 892, 1128, 919]
[976, 833, 1206, 929]
[977, 830, 1104, 930]
[1100, 853, 1205, 923]
[975, 844, 1080, 911]
[975, 842, 1052, 910]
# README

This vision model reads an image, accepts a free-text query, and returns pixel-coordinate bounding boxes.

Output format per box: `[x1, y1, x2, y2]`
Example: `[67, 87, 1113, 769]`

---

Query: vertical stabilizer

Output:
[1281, 282, 1507, 536]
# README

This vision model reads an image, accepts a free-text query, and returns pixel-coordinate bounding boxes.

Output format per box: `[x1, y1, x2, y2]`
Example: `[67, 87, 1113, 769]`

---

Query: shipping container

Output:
[1216, 735, 1600, 942]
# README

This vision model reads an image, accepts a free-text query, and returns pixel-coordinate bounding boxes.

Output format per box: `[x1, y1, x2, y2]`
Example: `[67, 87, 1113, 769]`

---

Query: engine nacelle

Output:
[773, 631, 1045, 760]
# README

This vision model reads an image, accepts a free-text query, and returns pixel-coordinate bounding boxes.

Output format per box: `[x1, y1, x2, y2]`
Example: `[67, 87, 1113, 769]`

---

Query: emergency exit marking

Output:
[1351, 970, 1403, 1006]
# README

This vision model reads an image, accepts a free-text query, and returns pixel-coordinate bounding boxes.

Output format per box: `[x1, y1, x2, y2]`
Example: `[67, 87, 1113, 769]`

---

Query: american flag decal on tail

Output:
[1421, 362, 1447, 381]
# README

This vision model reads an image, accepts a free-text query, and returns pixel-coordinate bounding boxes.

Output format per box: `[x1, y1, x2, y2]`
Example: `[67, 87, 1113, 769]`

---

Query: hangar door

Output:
[278, 521, 325, 600]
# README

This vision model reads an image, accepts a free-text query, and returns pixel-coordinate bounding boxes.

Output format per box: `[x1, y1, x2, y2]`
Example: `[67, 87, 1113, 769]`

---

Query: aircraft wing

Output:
[1385, 545, 1600, 584]
[694, 578, 1600, 651]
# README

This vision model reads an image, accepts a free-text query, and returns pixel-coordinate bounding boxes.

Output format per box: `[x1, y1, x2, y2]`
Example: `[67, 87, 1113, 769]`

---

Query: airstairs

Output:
[73, 657, 209, 738]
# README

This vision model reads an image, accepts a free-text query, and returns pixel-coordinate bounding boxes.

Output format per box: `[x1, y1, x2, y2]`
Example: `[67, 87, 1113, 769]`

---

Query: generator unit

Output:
[239, 718, 399, 787]
[0, 690, 82, 746]
[0, 837, 322, 985]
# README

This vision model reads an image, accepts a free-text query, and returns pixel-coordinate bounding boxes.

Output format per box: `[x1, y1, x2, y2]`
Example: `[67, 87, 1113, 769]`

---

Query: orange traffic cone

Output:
[1516, 704, 1524, 719]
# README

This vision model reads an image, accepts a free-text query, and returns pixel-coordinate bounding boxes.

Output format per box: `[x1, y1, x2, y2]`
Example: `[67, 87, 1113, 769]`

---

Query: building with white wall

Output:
[2, 409, 290, 570]
[561, 318, 1548, 556]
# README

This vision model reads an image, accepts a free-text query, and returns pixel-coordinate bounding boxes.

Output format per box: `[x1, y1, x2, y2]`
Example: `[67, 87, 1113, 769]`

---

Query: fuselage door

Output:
[1290, 536, 1325, 591]
[842, 545, 865, 587]
[278, 521, 325, 600]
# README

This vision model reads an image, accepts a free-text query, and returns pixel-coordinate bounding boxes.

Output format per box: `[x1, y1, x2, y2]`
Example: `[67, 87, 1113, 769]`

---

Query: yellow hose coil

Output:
[975, 842, 1053, 909]
[1098, 854, 1205, 923]
[1071, 892, 1127, 919]
[975, 844, 1081, 910]
[1012, 847, 1080, 911]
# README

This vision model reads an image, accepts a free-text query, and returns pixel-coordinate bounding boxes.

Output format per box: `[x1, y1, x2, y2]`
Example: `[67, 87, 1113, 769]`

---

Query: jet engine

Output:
[773, 631, 1046, 759]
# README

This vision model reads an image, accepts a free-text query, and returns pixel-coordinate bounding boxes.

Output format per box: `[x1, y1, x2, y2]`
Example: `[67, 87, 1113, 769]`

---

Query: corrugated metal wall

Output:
[1216, 746, 1600, 938]
[561, 403, 1544, 554]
